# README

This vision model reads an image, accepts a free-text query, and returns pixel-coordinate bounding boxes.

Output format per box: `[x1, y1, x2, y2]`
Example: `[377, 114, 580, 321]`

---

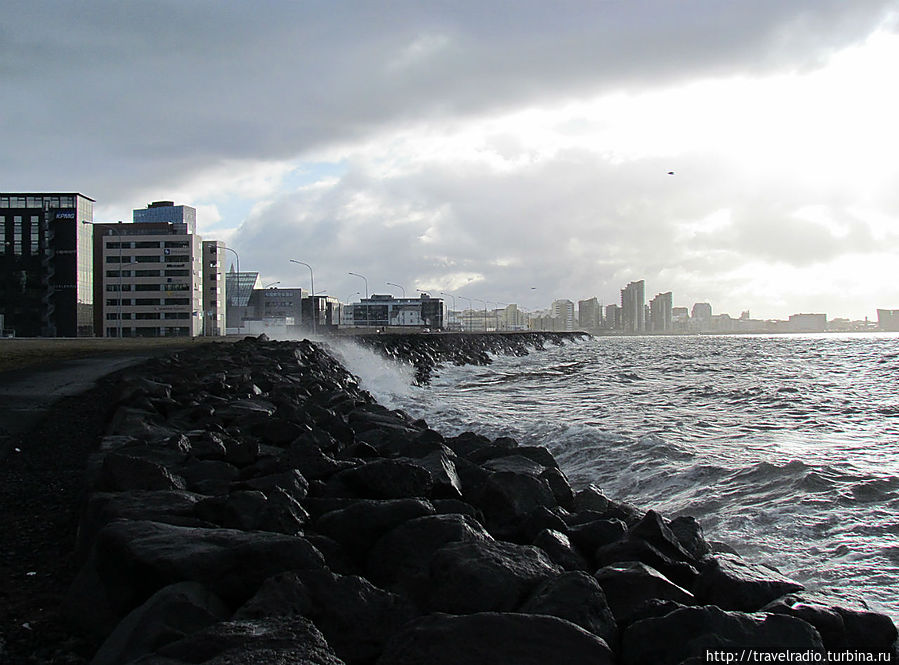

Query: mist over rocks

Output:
[61, 335, 897, 664]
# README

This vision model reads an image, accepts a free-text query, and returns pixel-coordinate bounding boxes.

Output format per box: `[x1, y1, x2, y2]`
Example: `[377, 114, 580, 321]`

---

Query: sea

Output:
[329, 333, 899, 621]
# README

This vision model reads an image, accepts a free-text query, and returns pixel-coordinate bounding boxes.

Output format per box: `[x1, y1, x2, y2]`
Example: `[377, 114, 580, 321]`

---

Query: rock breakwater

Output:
[65, 336, 897, 664]
[355, 331, 589, 384]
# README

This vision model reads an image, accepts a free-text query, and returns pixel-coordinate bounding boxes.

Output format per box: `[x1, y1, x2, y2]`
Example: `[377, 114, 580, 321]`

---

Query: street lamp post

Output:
[290, 259, 316, 335]
[386, 282, 405, 298]
[348, 272, 368, 298]
[458, 296, 473, 332]
[440, 292, 456, 331]
[223, 246, 243, 334]
[83, 220, 124, 338]
[473, 298, 488, 333]
[494, 302, 507, 331]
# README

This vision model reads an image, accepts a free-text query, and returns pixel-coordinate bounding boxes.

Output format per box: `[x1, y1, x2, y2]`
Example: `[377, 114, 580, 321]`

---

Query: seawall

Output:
[355, 331, 589, 383]
[64, 334, 897, 664]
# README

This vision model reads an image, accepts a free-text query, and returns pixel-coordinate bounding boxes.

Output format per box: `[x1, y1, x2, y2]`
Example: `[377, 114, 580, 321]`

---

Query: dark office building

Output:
[0, 193, 94, 337]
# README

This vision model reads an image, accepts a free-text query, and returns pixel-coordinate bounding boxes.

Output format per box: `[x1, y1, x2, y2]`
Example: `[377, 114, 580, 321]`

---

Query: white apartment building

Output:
[551, 299, 575, 331]
[203, 240, 226, 336]
[95, 202, 215, 337]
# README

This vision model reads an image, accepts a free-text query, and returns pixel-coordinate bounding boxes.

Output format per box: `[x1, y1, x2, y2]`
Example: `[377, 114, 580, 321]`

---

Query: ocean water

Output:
[330, 333, 899, 621]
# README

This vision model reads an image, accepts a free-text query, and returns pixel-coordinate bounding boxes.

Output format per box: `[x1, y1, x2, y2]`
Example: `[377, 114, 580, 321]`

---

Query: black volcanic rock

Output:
[426, 539, 562, 613]
[377, 612, 614, 665]
[593, 561, 695, 625]
[49, 334, 896, 664]
[693, 553, 805, 612]
[620, 605, 824, 665]
[521, 571, 618, 647]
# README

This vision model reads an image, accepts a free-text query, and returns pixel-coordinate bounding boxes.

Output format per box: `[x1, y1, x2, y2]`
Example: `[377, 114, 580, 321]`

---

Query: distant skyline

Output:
[3, 2, 899, 320]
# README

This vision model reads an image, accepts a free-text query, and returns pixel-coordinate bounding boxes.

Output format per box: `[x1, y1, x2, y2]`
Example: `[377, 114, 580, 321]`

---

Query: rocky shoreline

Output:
[14, 334, 899, 663]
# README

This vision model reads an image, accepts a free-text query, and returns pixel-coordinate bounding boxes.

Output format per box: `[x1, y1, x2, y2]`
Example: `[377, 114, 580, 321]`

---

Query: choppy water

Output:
[331, 333, 899, 621]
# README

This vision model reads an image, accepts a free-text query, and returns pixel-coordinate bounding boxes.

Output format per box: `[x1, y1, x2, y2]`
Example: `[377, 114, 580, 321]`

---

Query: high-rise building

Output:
[878, 309, 899, 332]
[0, 192, 95, 337]
[649, 292, 673, 332]
[605, 303, 621, 329]
[90, 201, 217, 337]
[620, 280, 645, 334]
[578, 297, 601, 331]
[691, 302, 712, 332]
[551, 299, 575, 331]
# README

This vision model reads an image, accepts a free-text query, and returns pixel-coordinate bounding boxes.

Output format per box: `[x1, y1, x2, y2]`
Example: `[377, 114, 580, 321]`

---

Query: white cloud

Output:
[4, 2, 899, 319]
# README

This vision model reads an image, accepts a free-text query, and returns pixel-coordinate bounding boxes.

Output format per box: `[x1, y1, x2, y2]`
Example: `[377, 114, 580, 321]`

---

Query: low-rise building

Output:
[348, 293, 444, 331]
[788, 313, 827, 333]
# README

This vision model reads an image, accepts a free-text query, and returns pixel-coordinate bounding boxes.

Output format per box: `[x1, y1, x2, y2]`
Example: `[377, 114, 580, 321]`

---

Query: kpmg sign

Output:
[54, 210, 76, 219]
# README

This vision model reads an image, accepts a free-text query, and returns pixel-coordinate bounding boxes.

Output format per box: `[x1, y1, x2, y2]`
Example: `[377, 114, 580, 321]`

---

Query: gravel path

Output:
[0, 371, 123, 663]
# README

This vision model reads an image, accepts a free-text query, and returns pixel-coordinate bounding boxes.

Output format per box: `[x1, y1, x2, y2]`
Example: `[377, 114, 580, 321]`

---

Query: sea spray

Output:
[324, 337, 417, 409]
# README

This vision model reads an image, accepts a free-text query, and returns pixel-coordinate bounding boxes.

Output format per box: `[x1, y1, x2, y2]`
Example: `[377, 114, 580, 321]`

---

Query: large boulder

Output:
[693, 553, 804, 612]
[426, 539, 562, 613]
[236, 569, 417, 665]
[326, 458, 433, 500]
[75, 490, 208, 562]
[620, 605, 824, 665]
[475, 471, 558, 538]
[521, 571, 618, 647]
[568, 518, 627, 555]
[66, 519, 324, 637]
[532, 528, 589, 571]
[99, 452, 187, 492]
[377, 612, 614, 665]
[594, 537, 699, 589]
[365, 513, 492, 598]
[90, 581, 230, 665]
[315, 499, 435, 561]
[155, 615, 345, 664]
[593, 561, 695, 625]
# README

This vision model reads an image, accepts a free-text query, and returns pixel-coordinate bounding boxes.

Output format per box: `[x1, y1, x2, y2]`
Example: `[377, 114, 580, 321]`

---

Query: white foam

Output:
[323, 338, 416, 409]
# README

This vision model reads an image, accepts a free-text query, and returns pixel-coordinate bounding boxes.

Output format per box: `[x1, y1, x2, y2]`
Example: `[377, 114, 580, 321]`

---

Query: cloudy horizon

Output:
[3, 1, 899, 320]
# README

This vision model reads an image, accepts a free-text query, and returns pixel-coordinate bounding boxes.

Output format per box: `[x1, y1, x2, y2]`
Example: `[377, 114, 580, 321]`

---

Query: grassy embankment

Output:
[0, 336, 239, 373]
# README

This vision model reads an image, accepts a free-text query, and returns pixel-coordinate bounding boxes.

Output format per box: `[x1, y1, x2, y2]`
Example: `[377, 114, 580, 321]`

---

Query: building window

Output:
[135, 298, 160, 306]
[135, 270, 161, 277]
[164, 298, 190, 305]
[0, 218, 5, 255]
[164, 240, 189, 248]
[135, 284, 161, 291]
[134, 241, 160, 249]
[164, 269, 189, 277]
[135, 312, 161, 320]
[164, 254, 190, 263]
[13, 216, 22, 255]
[135, 255, 161, 263]
[163, 312, 190, 319]
[30, 216, 39, 254]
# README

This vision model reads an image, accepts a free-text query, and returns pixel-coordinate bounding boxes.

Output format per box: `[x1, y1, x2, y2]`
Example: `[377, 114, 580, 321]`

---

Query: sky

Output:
[3, 1, 899, 320]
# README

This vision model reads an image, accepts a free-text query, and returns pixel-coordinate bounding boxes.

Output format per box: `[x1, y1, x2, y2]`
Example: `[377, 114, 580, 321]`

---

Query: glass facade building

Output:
[132, 201, 197, 235]
[0, 192, 94, 337]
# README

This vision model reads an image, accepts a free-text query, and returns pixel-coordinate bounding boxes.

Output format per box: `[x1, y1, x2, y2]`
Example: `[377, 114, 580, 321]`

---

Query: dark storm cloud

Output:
[1, 0, 895, 199]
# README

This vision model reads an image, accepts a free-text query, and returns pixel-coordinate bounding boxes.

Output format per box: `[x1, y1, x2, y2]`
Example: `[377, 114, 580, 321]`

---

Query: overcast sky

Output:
[3, 1, 899, 319]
